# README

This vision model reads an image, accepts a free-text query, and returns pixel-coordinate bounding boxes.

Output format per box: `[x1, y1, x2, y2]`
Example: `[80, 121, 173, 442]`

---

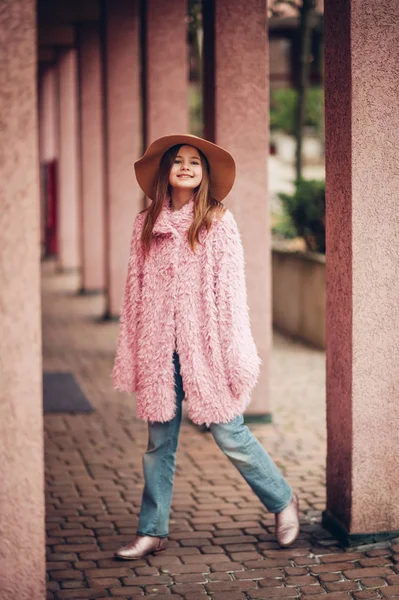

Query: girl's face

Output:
[169, 145, 203, 191]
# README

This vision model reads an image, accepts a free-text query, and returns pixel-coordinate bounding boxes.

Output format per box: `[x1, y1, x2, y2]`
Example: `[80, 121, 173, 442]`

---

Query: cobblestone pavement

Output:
[43, 262, 398, 600]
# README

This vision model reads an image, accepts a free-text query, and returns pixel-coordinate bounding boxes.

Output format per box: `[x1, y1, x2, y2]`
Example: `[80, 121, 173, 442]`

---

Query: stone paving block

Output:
[201, 546, 225, 554]
[324, 581, 359, 592]
[207, 571, 232, 581]
[108, 589, 144, 596]
[235, 568, 283, 579]
[352, 591, 381, 600]
[170, 583, 207, 595]
[256, 579, 285, 588]
[247, 587, 300, 597]
[143, 584, 172, 594]
[210, 593, 246, 600]
[284, 566, 308, 576]
[47, 562, 73, 570]
[205, 580, 258, 592]
[343, 567, 394, 579]
[87, 577, 121, 587]
[381, 587, 399, 597]
[319, 573, 343, 583]
[285, 574, 318, 586]
[174, 573, 208, 584]
[61, 581, 87, 589]
[51, 570, 84, 581]
[299, 585, 325, 595]
[360, 577, 388, 588]
[55, 591, 108, 599]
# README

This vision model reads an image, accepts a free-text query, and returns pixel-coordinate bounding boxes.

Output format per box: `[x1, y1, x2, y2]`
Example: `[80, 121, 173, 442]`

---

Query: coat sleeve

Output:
[213, 209, 262, 399]
[112, 213, 145, 394]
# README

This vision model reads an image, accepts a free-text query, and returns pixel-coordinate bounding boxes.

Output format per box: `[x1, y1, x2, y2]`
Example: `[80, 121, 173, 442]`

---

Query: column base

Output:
[97, 312, 119, 323]
[78, 287, 104, 296]
[322, 510, 399, 547]
[244, 413, 272, 424]
[55, 265, 80, 275]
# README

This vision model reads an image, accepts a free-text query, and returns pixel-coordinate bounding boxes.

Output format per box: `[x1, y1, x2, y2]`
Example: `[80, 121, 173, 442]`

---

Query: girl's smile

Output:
[169, 145, 203, 191]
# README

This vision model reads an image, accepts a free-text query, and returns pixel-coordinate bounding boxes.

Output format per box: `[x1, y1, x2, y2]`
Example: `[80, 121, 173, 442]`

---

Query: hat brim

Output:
[134, 134, 236, 202]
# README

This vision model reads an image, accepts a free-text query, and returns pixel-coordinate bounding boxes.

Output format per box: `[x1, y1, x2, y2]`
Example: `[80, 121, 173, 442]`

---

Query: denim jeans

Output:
[137, 351, 293, 537]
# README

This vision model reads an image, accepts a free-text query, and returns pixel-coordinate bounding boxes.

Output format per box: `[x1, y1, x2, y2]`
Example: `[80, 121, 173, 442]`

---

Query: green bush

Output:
[272, 211, 298, 241]
[189, 83, 203, 137]
[278, 179, 325, 253]
[270, 87, 324, 135]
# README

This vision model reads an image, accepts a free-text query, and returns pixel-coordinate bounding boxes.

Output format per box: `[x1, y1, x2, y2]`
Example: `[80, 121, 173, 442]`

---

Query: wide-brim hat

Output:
[134, 134, 236, 202]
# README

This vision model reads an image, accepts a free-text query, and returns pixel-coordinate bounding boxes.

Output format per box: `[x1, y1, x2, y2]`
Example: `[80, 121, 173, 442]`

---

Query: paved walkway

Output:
[43, 262, 398, 600]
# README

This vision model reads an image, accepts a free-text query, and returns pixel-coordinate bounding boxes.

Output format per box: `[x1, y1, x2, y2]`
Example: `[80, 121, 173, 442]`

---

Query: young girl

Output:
[112, 134, 299, 560]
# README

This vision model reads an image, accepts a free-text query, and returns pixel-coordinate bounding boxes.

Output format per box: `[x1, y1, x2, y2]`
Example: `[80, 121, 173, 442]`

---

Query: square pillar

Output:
[78, 22, 106, 292]
[204, 0, 271, 420]
[324, 0, 399, 544]
[144, 0, 188, 143]
[0, 1, 45, 597]
[39, 66, 58, 164]
[38, 66, 58, 256]
[57, 48, 81, 271]
[103, 0, 142, 317]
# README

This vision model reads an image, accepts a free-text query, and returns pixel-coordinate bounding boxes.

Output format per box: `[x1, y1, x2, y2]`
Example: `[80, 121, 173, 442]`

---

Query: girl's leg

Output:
[137, 351, 184, 537]
[209, 415, 292, 513]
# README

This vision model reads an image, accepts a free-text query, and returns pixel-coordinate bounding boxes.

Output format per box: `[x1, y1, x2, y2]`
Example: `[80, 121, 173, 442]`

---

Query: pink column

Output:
[0, 0, 45, 597]
[103, 0, 142, 318]
[39, 66, 58, 256]
[324, 0, 399, 543]
[57, 48, 81, 271]
[208, 0, 271, 419]
[39, 66, 58, 163]
[145, 0, 188, 143]
[78, 23, 106, 292]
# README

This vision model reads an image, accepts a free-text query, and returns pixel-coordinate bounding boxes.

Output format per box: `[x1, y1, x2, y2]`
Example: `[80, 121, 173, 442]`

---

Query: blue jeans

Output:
[137, 351, 293, 537]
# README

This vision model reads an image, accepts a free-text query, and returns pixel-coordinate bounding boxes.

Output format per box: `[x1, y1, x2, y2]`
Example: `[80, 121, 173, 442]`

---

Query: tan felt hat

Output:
[134, 134, 236, 202]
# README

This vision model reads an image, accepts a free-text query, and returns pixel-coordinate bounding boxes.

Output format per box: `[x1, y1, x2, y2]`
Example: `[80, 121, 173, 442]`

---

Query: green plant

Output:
[270, 87, 324, 135]
[305, 87, 324, 133]
[270, 88, 297, 134]
[272, 211, 298, 240]
[188, 83, 203, 137]
[278, 179, 325, 253]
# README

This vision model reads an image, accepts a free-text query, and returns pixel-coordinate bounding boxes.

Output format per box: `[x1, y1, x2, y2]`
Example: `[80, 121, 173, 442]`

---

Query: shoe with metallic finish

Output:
[275, 494, 300, 547]
[115, 535, 168, 560]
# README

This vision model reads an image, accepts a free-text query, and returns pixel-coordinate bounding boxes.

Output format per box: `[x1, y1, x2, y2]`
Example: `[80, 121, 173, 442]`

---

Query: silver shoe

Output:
[275, 494, 300, 547]
[115, 535, 168, 560]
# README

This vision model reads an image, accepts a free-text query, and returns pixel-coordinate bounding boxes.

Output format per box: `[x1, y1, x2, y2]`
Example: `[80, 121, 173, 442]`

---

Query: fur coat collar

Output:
[152, 194, 195, 236]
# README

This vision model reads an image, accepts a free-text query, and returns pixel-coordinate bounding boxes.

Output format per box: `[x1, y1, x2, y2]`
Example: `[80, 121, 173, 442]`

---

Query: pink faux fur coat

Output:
[112, 196, 261, 426]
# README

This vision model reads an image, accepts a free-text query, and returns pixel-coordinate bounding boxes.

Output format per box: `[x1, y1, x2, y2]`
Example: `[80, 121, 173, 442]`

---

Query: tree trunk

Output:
[295, 0, 315, 181]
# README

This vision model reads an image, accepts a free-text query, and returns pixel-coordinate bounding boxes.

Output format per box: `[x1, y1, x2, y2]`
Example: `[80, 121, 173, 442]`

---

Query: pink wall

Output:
[325, 0, 399, 534]
[212, 0, 271, 417]
[78, 22, 106, 291]
[0, 0, 45, 597]
[57, 49, 81, 270]
[104, 0, 143, 317]
[145, 0, 188, 143]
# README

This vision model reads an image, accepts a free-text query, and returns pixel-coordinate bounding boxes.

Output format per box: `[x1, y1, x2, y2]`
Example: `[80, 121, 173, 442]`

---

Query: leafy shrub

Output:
[189, 83, 203, 137]
[272, 211, 298, 240]
[270, 87, 324, 135]
[278, 179, 325, 253]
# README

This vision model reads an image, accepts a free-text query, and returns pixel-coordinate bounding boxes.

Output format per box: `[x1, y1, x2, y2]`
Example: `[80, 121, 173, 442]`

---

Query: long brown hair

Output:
[140, 144, 226, 254]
